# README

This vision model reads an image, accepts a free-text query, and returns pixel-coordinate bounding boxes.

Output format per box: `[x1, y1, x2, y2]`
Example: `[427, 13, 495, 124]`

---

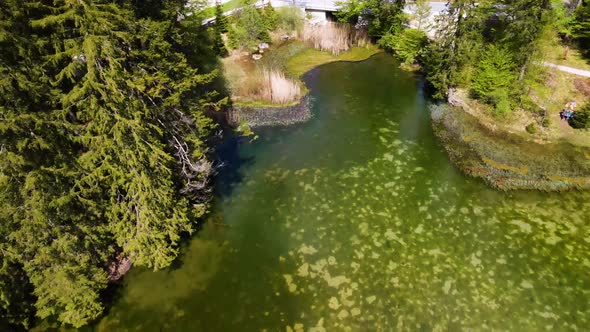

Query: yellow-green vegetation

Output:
[542, 40, 590, 72]
[287, 45, 380, 77]
[482, 157, 529, 176]
[200, 0, 241, 18]
[1, 0, 220, 329]
[431, 103, 590, 191]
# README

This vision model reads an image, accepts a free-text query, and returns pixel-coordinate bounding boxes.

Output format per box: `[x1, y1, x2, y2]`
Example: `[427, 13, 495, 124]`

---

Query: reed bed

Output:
[260, 69, 301, 104]
[224, 58, 302, 104]
[302, 22, 368, 55]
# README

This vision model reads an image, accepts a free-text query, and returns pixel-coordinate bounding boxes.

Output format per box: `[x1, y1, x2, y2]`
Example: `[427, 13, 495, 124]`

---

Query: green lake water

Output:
[95, 53, 590, 331]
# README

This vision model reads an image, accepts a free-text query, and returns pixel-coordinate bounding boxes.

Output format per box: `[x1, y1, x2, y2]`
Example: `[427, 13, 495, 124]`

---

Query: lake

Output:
[95, 53, 589, 331]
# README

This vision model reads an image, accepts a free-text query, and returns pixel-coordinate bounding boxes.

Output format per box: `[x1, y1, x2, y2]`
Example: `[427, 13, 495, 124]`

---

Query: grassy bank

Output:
[224, 41, 380, 107]
[287, 45, 381, 77]
[432, 98, 590, 191]
[200, 0, 241, 18]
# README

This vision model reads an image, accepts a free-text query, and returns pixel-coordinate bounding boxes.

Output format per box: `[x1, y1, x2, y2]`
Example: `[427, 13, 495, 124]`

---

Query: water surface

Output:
[96, 54, 590, 331]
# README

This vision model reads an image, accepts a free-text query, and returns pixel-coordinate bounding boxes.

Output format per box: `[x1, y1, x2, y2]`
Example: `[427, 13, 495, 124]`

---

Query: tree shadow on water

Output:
[212, 131, 256, 198]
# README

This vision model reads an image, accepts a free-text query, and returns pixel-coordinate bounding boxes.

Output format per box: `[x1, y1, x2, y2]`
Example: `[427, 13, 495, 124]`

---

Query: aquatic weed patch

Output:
[239, 119, 590, 330]
[431, 103, 590, 191]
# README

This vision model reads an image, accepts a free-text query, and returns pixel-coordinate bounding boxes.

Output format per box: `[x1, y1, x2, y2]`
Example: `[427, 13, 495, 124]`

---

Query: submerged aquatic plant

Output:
[244, 119, 590, 330]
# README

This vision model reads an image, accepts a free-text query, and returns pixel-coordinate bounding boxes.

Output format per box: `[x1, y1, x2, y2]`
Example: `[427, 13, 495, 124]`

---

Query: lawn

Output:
[200, 0, 242, 18]
[286, 45, 381, 77]
[541, 38, 590, 72]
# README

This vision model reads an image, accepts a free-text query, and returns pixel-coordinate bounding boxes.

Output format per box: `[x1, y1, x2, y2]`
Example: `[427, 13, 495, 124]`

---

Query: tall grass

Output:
[302, 22, 368, 55]
[224, 57, 301, 104]
[260, 69, 301, 104]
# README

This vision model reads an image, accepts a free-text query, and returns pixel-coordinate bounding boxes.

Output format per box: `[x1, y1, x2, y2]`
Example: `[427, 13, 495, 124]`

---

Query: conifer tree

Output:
[501, 0, 553, 80]
[423, 0, 483, 98]
[410, 0, 432, 31]
[1, 0, 219, 327]
[215, 1, 229, 33]
[213, 1, 229, 56]
[572, 0, 590, 48]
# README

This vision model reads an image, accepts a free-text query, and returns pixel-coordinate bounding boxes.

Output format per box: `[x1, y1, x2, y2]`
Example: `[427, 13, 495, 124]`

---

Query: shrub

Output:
[378, 28, 427, 66]
[276, 6, 303, 35]
[262, 3, 278, 31]
[229, 4, 269, 50]
[488, 88, 512, 114]
[526, 123, 538, 134]
[570, 103, 590, 129]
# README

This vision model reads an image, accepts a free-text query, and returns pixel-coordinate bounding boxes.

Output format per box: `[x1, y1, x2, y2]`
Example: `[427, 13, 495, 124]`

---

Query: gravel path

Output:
[542, 62, 590, 78]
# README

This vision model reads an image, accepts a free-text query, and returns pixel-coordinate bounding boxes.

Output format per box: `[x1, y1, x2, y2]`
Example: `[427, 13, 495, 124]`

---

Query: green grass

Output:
[286, 45, 381, 77]
[541, 38, 590, 71]
[201, 0, 242, 19]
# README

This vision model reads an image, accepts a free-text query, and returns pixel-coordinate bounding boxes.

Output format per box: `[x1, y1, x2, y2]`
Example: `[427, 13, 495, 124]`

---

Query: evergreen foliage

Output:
[572, 0, 590, 55]
[213, 2, 229, 57]
[215, 2, 229, 33]
[336, 0, 407, 38]
[276, 6, 304, 34]
[379, 28, 427, 66]
[228, 3, 270, 50]
[472, 45, 516, 113]
[1, 0, 219, 328]
[419, 0, 555, 104]
[570, 103, 590, 129]
[421, 0, 483, 98]
[262, 3, 279, 32]
[410, 0, 432, 31]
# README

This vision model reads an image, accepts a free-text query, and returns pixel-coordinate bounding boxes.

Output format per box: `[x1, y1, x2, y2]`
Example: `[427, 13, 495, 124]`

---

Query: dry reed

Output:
[260, 68, 301, 104]
[224, 60, 301, 104]
[302, 22, 368, 55]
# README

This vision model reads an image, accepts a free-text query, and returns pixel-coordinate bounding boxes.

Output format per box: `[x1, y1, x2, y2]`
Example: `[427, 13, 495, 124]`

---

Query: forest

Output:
[1, 0, 590, 329]
[1, 0, 222, 328]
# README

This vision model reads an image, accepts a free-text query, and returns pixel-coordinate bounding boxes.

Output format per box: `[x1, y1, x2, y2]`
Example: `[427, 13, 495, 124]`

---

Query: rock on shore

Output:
[227, 97, 312, 127]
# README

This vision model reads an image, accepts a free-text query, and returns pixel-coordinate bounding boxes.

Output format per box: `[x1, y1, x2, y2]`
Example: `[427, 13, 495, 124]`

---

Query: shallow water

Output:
[95, 54, 590, 331]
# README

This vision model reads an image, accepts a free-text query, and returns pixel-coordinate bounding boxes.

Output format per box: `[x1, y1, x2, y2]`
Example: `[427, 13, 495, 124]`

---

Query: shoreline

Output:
[226, 46, 381, 127]
[431, 99, 590, 191]
[227, 96, 313, 127]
